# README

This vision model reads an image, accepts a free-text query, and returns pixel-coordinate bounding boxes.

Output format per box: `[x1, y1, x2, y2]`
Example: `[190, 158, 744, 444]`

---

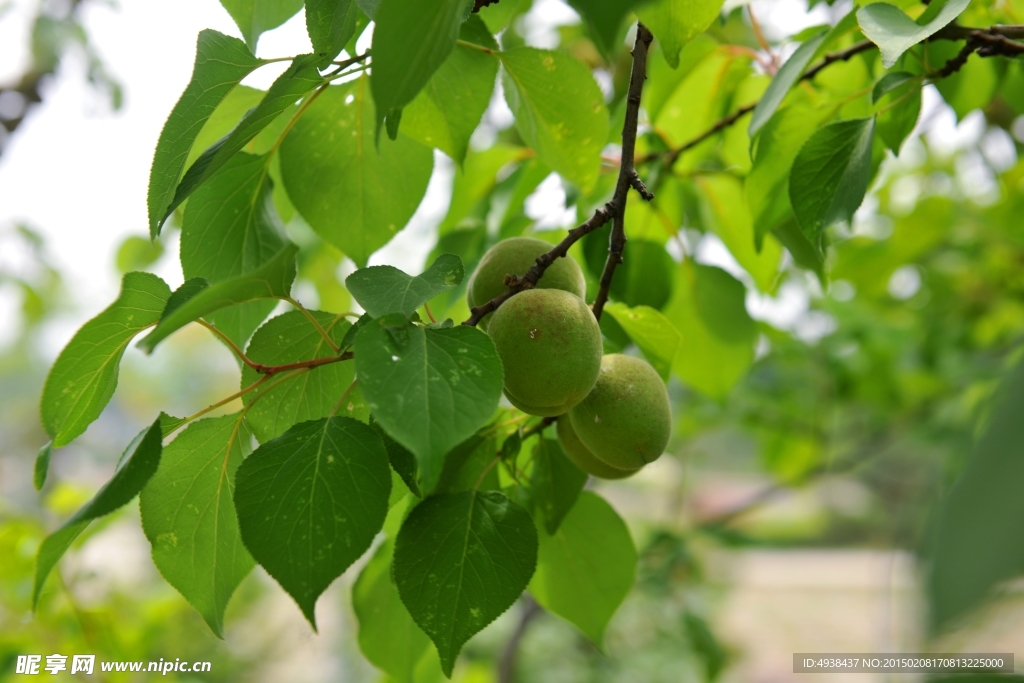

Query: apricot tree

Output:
[28, 0, 1024, 679]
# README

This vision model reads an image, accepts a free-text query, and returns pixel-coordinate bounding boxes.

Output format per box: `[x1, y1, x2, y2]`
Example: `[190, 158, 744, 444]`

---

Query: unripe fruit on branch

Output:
[487, 288, 602, 417]
[568, 354, 671, 470]
[557, 416, 639, 480]
[467, 237, 587, 329]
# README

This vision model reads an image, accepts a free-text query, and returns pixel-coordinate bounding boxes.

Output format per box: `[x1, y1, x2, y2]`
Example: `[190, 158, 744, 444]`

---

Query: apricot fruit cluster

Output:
[469, 239, 671, 478]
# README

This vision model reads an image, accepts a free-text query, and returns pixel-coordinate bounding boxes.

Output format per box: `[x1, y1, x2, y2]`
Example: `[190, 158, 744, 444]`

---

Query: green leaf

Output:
[279, 77, 434, 266]
[662, 262, 755, 398]
[603, 302, 681, 381]
[140, 414, 255, 637]
[234, 416, 391, 627]
[306, 0, 359, 68]
[41, 272, 171, 447]
[147, 30, 263, 237]
[636, 0, 725, 69]
[529, 491, 636, 646]
[353, 319, 503, 491]
[746, 101, 832, 249]
[748, 29, 827, 138]
[696, 174, 783, 292]
[370, 0, 474, 129]
[566, 0, 642, 56]
[372, 420, 422, 497]
[33, 419, 162, 608]
[240, 310, 354, 442]
[346, 254, 465, 318]
[219, 0, 304, 50]
[857, 0, 970, 68]
[929, 360, 1024, 630]
[531, 438, 587, 535]
[139, 244, 298, 353]
[438, 145, 528, 233]
[115, 235, 164, 274]
[583, 230, 675, 310]
[684, 612, 728, 681]
[34, 442, 52, 491]
[654, 47, 750, 154]
[875, 76, 921, 154]
[872, 71, 917, 103]
[186, 86, 264, 168]
[401, 16, 498, 163]
[434, 435, 500, 495]
[169, 55, 322, 215]
[789, 117, 876, 253]
[499, 47, 609, 191]
[180, 152, 287, 347]
[353, 536, 433, 682]
[394, 491, 538, 676]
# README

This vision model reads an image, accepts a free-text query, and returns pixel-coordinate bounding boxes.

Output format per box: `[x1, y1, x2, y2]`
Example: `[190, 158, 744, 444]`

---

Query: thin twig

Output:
[284, 296, 341, 353]
[521, 416, 556, 440]
[330, 378, 359, 416]
[748, 5, 779, 73]
[181, 374, 272, 424]
[462, 24, 655, 327]
[497, 595, 543, 683]
[591, 23, 655, 322]
[642, 23, 1024, 167]
[197, 319, 258, 368]
[461, 207, 615, 326]
[252, 351, 353, 376]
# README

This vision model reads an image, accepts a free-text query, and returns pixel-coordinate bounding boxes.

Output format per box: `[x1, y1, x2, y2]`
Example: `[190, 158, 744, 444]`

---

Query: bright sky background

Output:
[0, 0, 1002, 354]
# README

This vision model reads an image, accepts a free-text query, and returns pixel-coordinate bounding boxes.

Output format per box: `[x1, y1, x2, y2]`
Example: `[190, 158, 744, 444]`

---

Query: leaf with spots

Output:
[279, 76, 434, 266]
[346, 253, 464, 318]
[353, 318, 503, 492]
[499, 47, 609, 191]
[41, 272, 171, 447]
[140, 414, 255, 637]
[393, 491, 538, 676]
[234, 417, 391, 627]
[400, 16, 499, 163]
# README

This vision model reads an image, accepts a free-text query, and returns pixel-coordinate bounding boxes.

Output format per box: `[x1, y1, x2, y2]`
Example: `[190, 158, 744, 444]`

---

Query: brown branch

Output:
[497, 595, 543, 683]
[462, 24, 655, 327]
[643, 23, 1024, 167]
[461, 206, 615, 326]
[591, 23, 655, 322]
[251, 351, 353, 376]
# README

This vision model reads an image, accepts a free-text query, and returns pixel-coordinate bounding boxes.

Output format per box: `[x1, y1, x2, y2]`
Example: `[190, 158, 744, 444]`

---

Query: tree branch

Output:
[462, 24, 655, 327]
[591, 23, 655, 321]
[643, 24, 1024, 167]
[461, 206, 614, 326]
[497, 595, 543, 683]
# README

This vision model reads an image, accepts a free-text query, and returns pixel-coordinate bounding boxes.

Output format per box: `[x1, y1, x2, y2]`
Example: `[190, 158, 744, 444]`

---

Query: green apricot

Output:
[467, 237, 586, 329]
[488, 288, 602, 417]
[568, 354, 671, 470]
[557, 416, 639, 480]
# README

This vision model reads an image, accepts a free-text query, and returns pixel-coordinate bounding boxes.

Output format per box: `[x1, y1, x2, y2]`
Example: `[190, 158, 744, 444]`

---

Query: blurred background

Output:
[2, 0, 1024, 681]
